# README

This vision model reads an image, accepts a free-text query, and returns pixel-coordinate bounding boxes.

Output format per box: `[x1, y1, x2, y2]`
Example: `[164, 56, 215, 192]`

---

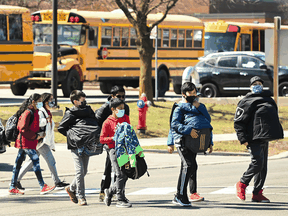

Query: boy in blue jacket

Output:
[167, 82, 213, 207]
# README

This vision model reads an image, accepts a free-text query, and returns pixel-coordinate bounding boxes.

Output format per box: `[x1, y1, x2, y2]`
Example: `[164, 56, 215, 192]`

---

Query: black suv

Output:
[192, 51, 288, 97]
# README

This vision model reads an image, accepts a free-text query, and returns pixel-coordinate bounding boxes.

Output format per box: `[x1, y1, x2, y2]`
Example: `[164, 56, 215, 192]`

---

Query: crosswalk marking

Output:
[127, 187, 176, 195]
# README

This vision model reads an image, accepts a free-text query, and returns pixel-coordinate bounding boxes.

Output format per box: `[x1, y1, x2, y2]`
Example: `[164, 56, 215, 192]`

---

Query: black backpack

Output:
[121, 155, 149, 180]
[5, 109, 34, 142]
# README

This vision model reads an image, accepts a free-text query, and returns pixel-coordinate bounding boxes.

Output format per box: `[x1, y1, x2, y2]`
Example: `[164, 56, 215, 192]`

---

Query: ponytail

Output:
[15, 93, 41, 118]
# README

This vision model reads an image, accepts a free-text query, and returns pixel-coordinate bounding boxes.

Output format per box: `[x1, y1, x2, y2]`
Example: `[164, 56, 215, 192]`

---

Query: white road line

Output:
[127, 187, 176, 195]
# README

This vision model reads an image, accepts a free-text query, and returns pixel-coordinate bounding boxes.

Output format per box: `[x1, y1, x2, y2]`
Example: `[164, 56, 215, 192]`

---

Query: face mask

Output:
[48, 101, 55, 108]
[251, 85, 263, 94]
[36, 102, 43, 109]
[185, 96, 196, 104]
[116, 109, 125, 118]
[79, 100, 87, 108]
[195, 97, 199, 102]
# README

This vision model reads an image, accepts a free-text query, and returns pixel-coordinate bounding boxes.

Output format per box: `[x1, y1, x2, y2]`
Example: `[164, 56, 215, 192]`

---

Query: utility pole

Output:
[52, 0, 58, 106]
[274, 16, 281, 106]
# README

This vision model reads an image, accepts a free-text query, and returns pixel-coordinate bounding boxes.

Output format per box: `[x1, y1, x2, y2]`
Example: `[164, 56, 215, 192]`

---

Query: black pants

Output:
[176, 146, 198, 198]
[100, 151, 115, 193]
[240, 142, 268, 195]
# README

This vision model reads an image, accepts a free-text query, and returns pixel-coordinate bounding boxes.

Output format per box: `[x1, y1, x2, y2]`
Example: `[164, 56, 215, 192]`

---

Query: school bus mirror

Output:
[89, 28, 95, 41]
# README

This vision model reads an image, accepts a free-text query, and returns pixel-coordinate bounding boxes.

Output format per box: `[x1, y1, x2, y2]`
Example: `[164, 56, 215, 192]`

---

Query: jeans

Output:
[240, 142, 268, 195]
[106, 148, 128, 201]
[10, 149, 45, 189]
[70, 149, 90, 199]
[17, 144, 61, 184]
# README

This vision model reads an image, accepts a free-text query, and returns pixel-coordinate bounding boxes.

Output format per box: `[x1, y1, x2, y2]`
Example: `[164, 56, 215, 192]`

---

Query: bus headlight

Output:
[47, 64, 67, 70]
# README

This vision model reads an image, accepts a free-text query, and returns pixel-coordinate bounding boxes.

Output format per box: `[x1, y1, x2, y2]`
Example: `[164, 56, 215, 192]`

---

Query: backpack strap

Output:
[27, 109, 34, 126]
[169, 102, 178, 127]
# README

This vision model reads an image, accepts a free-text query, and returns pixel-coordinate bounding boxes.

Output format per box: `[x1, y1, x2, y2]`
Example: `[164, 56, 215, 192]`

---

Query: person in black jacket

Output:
[234, 76, 283, 203]
[58, 90, 100, 206]
[95, 85, 130, 202]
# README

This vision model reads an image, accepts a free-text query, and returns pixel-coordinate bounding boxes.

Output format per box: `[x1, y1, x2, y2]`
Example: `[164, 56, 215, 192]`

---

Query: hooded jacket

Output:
[95, 96, 130, 127]
[15, 106, 39, 150]
[234, 90, 284, 144]
[100, 114, 130, 149]
[38, 107, 55, 150]
[58, 105, 100, 150]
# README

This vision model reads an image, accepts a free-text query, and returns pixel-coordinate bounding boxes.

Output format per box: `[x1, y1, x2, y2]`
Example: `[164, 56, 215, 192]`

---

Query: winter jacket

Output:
[114, 122, 144, 167]
[37, 107, 55, 150]
[0, 119, 10, 146]
[58, 105, 100, 150]
[100, 114, 130, 149]
[167, 102, 213, 146]
[234, 90, 284, 144]
[95, 96, 130, 127]
[15, 106, 39, 150]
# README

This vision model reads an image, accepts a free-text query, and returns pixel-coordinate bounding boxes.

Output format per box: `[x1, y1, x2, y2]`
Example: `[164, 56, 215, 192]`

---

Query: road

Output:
[0, 145, 287, 216]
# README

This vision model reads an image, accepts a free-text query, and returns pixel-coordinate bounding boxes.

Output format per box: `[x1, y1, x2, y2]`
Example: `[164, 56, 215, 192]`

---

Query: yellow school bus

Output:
[204, 20, 288, 56]
[28, 9, 204, 97]
[0, 5, 33, 95]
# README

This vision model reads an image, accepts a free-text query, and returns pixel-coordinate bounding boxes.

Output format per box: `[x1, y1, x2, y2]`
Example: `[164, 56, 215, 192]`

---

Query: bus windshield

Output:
[33, 24, 83, 45]
[204, 32, 237, 56]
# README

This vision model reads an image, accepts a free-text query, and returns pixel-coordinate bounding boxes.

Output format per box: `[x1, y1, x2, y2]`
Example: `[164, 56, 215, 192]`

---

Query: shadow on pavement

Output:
[0, 163, 13, 172]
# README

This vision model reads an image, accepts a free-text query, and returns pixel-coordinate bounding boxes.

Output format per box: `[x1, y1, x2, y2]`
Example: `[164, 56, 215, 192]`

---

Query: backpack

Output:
[121, 155, 149, 180]
[5, 109, 34, 142]
[183, 128, 212, 153]
[38, 110, 48, 144]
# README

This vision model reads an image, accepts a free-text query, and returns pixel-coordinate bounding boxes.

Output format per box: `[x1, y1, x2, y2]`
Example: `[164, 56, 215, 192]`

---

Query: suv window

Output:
[205, 58, 216, 66]
[241, 56, 264, 69]
[218, 57, 237, 68]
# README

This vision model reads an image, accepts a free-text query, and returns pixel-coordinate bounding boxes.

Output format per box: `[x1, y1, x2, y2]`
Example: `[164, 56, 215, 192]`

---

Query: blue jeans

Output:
[10, 149, 45, 190]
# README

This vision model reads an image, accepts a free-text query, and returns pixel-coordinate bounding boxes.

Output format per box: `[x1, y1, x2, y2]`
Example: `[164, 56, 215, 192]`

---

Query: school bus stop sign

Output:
[98, 47, 108, 60]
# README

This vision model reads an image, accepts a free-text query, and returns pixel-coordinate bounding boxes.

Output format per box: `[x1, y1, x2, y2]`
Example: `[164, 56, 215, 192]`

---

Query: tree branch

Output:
[115, 0, 137, 26]
[145, 0, 173, 16]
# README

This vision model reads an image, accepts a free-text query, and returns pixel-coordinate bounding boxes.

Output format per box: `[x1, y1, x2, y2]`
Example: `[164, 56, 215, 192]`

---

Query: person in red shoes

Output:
[100, 98, 132, 208]
[9, 93, 55, 195]
[234, 76, 283, 203]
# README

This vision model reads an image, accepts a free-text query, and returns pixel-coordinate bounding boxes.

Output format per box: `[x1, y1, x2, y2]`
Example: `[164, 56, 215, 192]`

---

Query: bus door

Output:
[238, 55, 273, 93]
[241, 34, 251, 51]
[86, 26, 99, 80]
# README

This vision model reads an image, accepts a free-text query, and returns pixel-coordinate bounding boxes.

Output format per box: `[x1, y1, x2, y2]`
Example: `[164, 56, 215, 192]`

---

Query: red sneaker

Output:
[189, 193, 204, 202]
[236, 181, 247, 201]
[40, 184, 55, 195]
[252, 189, 270, 203]
[9, 188, 24, 195]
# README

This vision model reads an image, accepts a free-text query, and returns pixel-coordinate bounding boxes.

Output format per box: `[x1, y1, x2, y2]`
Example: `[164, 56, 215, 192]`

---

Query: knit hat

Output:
[250, 76, 264, 86]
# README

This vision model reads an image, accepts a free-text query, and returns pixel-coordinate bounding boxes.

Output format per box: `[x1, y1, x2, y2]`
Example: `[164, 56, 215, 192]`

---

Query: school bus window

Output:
[80, 26, 86, 45]
[113, 27, 120, 46]
[89, 26, 98, 47]
[163, 29, 169, 47]
[193, 30, 202, 48]
[0, 15, 7, 41]
[171, 29, 177, 47]
[101, 26, 112, 46]
[241, 34, 251, 51]
[9, 14, 22, 40]
[130, 28, 137, 47]
[178, 29, 185, 48]
[121, 27, 129, 47]
[186, 29, 192, 47]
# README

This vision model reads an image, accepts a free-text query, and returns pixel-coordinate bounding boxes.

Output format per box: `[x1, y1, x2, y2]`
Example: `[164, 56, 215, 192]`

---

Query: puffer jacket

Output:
[95, 96, 130, 127]
[234, 90, 284, 144]
[15, 106, 39, 150]
[58, 105, 100, 150]
[167, 102, 213, 146]
[37, 107, 55, 150]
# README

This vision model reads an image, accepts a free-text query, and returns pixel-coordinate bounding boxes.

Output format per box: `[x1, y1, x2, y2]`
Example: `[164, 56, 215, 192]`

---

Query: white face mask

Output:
[116, 109, 125, 118]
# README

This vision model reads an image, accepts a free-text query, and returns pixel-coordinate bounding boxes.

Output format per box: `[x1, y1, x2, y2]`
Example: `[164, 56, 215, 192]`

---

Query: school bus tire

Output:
[61, 69, 83, 97]
[173, 84, 182, 94]
[158, 69, 169, 97]
[99, 82, 113, 94]
[10, 83, 28, 96]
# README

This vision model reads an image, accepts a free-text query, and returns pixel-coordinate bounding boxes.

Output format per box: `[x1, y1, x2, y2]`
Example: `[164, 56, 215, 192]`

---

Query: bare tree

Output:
[113, 0, 179, 103]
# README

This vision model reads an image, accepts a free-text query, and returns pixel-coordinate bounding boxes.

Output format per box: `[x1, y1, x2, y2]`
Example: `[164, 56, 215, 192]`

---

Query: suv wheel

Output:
[279, 82, 288, 97]
[200, 83, 218, 98]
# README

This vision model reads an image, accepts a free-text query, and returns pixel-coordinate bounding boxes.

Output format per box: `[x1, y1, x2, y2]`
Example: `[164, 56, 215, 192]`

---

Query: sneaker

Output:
[40, 184, 55, 195]
[16, 182, 25, 191]
[252, 189, 270, 203]
[112, 194, 118, 202]
[65, 186, 78, 204]
[55, 181, 70, 190]
[172, 194, 191, 207]
[9, 188, 24, 195]
[104, 189, 112, 206]
[78, 198, 87, 206]
[99, 192, 105, 202]
[236, 181, 247, 201]
[116, 198, 132, 208]
[190, 193, 204, 202]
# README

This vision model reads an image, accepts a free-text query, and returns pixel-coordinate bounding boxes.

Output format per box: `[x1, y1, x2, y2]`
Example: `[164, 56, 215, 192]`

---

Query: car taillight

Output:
[69, 16, 75, 23]
[75, 16, 79, 23]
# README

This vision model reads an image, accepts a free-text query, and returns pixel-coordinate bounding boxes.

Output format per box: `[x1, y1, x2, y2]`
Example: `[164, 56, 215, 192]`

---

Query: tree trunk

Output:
[138, 34, 154, 104]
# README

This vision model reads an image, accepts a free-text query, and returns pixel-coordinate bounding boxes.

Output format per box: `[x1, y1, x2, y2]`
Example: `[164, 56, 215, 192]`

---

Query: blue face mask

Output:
[36, 102, 43, 109]
[48, 101, 55, 108]
[116, 109, 125, 118]
[251, 85, 263, 93]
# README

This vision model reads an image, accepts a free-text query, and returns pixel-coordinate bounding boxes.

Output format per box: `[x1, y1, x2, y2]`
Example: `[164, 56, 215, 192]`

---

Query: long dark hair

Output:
[41, 93, 52, 106]
[15, 93, 41, 118]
